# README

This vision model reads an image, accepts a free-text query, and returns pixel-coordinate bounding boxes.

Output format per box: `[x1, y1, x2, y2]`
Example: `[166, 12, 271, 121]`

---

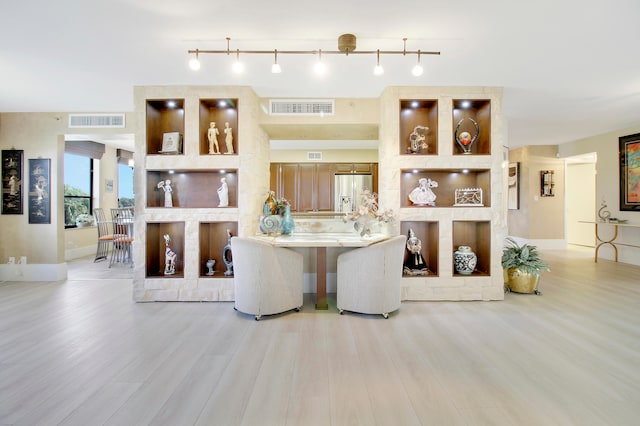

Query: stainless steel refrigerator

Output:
[334, 174, 373, 213]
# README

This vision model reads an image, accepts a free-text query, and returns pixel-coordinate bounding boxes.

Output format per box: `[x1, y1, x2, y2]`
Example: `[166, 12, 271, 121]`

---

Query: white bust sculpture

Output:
[217, 177, 229, 207]
[409, 178, 438, 206]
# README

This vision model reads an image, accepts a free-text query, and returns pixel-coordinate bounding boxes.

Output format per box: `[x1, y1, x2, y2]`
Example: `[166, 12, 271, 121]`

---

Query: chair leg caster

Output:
[338, 309, 344, 315]
[254, 315, 261, 321]
[382, 313, 389, 319]
[294, 306, 301, 312]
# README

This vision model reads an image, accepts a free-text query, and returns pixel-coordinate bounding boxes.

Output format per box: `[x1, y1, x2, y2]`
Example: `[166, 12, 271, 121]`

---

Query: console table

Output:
[579, 221, 640, 262]
[251, 232, 389, 309]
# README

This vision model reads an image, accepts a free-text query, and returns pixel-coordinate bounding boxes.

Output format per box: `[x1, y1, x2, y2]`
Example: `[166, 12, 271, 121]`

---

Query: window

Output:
[64, 153, 93, 227]
[118, 163, 135, 207]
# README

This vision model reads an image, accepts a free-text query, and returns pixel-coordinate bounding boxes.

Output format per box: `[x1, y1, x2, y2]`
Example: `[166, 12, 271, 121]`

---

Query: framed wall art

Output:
[507, 162, 520, 210]
[28, 158, 51, 224]
[619, 133, 640, 211]
[2, 149, 23, 214]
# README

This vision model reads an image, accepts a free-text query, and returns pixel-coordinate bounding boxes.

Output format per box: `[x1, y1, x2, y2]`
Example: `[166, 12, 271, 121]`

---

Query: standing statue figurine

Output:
[217, 177, 229, 207]
[223, 122, 234, 154]
[163, 234, 177, 275]
[403, 228, 429, 276]
[223, 229, 234, 276]
[157, 179, 173, 207]
[408, 177, 438, 206]
[208, 122, 220, 154]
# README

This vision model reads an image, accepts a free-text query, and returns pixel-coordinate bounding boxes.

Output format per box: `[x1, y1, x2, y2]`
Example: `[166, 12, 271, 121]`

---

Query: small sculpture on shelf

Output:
[403, 229, 430, 276]
[163, 234, 177, 275]
[223, 229, 234, 276]
[454, 245, 477, 275]
[157, 179, 173, 207]
[598, 198, 611, 222]
[208, 122, 220, 154]
[454, 117, 479, 154]
[217, 177, 229, 207]
[408, 178, 438, 206]
[454, 188, 484, 206]
[408, 125, 429, 154]
[224, 122, 234, 154]
[205, 259, 215, 276]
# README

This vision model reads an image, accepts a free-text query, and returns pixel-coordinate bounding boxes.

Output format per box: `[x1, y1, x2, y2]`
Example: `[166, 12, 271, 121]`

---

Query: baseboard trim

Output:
[0, 263, 67, 282]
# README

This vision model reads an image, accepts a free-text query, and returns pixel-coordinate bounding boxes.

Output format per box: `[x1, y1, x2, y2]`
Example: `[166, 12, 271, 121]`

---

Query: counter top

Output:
[250, 232, 390, 247]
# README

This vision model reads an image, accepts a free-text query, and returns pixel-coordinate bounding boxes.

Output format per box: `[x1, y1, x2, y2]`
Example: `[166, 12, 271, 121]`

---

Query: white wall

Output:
[566, 162, 596, 247]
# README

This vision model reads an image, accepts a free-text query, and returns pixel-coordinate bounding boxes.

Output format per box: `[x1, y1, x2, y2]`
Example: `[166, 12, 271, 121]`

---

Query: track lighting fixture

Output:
[187, 34, 439, 76]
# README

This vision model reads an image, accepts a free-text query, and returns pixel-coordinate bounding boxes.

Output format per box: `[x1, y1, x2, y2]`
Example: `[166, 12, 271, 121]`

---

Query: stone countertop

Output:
[250, 232, 389, 247]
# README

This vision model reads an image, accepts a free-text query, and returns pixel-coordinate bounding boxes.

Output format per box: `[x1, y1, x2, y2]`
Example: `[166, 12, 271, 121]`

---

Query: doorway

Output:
[565, 153, 597, 247]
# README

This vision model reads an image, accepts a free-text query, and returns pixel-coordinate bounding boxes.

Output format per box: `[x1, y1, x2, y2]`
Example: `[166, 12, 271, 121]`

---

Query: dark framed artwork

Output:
[2, 149, 23, 214]
[28, 158, 51, 224]
[508, 162, 520, 210]
[619, 133, 640, 211]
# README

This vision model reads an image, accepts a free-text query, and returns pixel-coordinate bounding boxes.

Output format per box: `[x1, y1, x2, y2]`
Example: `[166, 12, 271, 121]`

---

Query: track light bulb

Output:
[373, 50, 384, 75]
[189, 55, 201, 71]
[412, 50, 423, 76]
[271, 49, 282, 73]
[232, 49, 244, 73]
[314, 49, 326, 75]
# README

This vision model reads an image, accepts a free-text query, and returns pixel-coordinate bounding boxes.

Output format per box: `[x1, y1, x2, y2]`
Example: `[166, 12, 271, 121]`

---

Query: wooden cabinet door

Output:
[297, 164, 315, 212]
[316, 164, 333, 211]
[280, 164, 299, 211]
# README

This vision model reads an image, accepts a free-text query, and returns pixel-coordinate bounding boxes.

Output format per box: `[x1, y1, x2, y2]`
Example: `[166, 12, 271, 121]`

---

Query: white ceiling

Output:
[1, 0, 639, 149]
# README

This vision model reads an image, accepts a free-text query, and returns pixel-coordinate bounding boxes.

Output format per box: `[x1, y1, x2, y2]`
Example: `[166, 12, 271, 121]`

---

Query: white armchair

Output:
[230, 237, 304, 320]
[337, 235, 407, 318]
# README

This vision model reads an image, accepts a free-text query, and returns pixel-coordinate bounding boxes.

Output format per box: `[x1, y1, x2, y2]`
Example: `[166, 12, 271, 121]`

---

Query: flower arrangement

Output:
[344, 189, 395, 236]
[75, 213, 94, 227]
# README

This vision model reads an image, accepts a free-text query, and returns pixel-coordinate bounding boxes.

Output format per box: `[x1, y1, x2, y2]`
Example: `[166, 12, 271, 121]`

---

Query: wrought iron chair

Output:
[109, 207, 135, 267]
[93, 208, 114, 262]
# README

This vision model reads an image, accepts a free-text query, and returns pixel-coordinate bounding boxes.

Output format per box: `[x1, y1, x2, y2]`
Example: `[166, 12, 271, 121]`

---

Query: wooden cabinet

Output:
[270, 163, 377, 212]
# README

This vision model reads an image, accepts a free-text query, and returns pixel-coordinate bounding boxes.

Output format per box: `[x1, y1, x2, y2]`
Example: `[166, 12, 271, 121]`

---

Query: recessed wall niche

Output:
[199, 99, 239, 155]
[401, 169, 491, 207]
[400, 221, 439, 277]
[146, 99, 185, 155]
[399, 100, 438, 155]
[146, 170, 237, 208]
[452, 99, 491, 155]
[145, 222, 185, 278]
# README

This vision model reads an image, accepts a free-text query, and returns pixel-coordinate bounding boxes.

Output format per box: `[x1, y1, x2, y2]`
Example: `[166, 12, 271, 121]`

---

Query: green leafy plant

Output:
[501, 237, 550, 276]
[75, 213, 94, 226]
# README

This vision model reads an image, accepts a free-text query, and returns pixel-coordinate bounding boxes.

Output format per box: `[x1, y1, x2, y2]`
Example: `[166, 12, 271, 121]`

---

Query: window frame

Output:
[64, 154, 94, 229]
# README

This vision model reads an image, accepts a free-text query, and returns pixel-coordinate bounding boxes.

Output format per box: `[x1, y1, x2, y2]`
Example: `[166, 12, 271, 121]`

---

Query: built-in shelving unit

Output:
[134, 85, 505, 302]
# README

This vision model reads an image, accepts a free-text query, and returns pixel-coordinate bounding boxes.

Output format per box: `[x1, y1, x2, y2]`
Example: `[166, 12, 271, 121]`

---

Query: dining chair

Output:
[336, 235, 406, 318]
[93, 208, 114, 262]
[230, 236, 303, 320]
[109, 207, 135, 267]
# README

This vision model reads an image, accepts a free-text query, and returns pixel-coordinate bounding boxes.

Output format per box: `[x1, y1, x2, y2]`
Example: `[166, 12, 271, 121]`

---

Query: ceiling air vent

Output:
[269, 99, 334, 116]
[68, 113, 126, 128]
[307, 152, 323, 160]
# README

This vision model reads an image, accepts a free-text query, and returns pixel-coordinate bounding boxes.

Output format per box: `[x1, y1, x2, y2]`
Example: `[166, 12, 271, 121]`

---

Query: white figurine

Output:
[223, 122, 234, 155]
[163, 234, 177, 275]
[8, 175, 18, 195]
[409, 178, 438, 206]
[217, 177, 229, 207]
[157, 179, 173, 207]
[208, 122, 220, 154]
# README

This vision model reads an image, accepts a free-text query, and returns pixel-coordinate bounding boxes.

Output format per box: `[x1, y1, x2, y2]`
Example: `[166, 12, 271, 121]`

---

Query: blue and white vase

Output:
[454, 245, 477, 275]
[281, 205, 295, 235]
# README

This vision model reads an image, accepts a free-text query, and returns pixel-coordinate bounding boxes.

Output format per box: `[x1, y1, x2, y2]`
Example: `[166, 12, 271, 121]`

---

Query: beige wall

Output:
[270, 149, 377, 163]
[559, 124, 640, 265]
[508, 145, 565, 245]
[0, 112, 135, 277]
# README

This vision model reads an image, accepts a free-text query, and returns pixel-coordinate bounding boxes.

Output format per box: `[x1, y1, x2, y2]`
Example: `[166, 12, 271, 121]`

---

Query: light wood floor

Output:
[1, 247, 639, 425]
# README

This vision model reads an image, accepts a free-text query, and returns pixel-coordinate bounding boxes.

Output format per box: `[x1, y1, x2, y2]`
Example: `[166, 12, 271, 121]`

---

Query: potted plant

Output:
[501, 237, 549, 295]
[75, 213, 94, 228]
